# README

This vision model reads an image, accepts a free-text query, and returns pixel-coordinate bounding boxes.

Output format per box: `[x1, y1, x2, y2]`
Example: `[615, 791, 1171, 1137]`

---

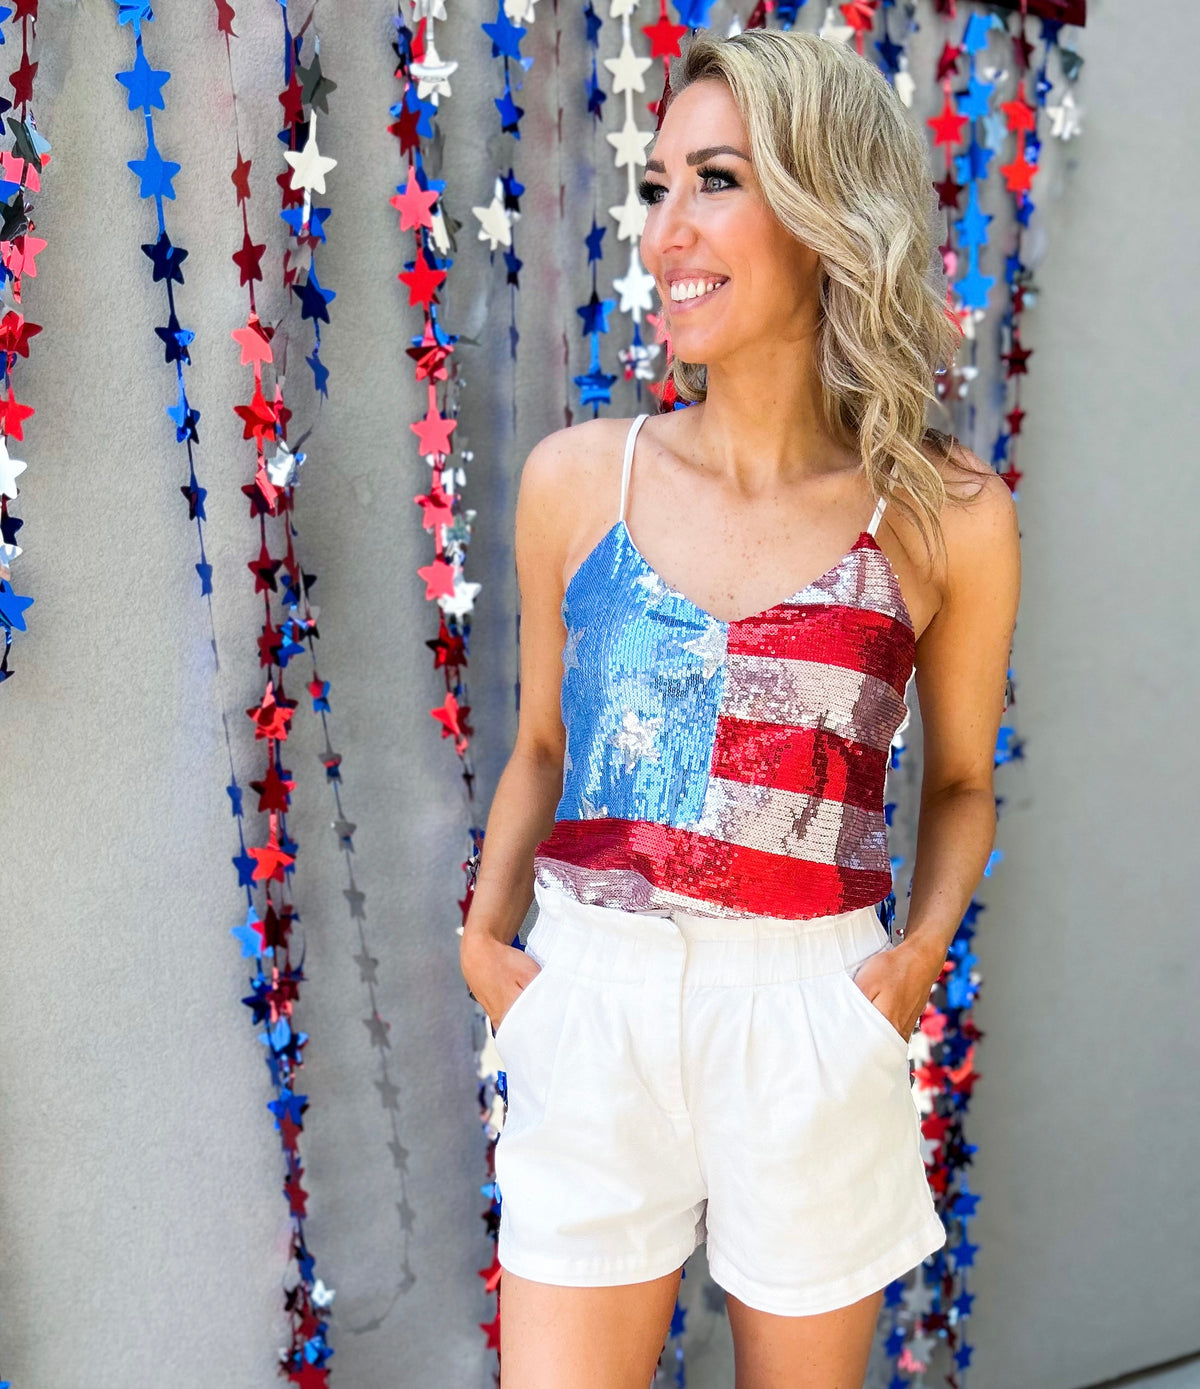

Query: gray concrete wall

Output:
[1, 1, 1194, 1386]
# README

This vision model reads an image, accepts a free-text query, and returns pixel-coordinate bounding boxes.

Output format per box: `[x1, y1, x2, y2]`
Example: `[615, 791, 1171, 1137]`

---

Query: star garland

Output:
[110, 0, 214, 605]
[219, 0, 346, 1379]
[476, 1, 536, 362]
[386, 1, 507, 1366]
[858, 4, 1083, 1385]
[0, 0, 44, 679]
[569, 3, 617, 410]
[601, 1, 662, 398]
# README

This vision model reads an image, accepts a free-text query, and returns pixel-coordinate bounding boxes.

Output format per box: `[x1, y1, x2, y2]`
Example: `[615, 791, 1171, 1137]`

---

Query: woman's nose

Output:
[642, 188, 697, 263]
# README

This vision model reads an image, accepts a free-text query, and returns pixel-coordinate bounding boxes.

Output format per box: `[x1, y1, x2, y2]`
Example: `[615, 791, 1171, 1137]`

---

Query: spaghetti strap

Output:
[865, 459, 898, 538]
[619, 413, 651, 523]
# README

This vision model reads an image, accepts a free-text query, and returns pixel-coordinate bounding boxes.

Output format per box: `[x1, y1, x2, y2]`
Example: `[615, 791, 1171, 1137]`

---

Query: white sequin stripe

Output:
[532, 860, 786, 921]
[687, 776, 889, 867]
[720, 653, 909, 753]
[788, 547, 912, 627]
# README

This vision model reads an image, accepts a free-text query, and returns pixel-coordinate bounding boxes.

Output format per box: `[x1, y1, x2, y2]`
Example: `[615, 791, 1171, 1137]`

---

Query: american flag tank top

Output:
[533, 412, 916, 920]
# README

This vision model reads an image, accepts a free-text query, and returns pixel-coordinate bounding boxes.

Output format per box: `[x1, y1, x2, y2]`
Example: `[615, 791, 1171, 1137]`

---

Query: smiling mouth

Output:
[666, 278, 729, 313]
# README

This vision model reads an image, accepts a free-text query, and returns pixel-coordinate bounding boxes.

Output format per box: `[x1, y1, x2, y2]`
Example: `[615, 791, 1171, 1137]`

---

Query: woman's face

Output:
[639, 77, 818, 368]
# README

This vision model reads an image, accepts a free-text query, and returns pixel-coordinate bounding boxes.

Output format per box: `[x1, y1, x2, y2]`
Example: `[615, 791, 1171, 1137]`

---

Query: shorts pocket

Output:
[491, 950, 552, 1044]
[837, 961, 910, 1060]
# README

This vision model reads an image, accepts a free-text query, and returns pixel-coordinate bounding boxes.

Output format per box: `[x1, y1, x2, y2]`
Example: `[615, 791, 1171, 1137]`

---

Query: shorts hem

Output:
[706, 1212, 947, 1317]
[498, 1232, 703, 1288]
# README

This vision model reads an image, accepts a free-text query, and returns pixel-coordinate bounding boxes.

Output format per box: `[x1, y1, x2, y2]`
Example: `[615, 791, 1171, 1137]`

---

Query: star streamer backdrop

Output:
[107, 1, 342, 1382]
[0, 0, 44, 679]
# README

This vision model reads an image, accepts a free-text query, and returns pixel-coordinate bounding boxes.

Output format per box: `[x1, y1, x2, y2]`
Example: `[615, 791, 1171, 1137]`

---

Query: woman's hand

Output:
[461, 934, 544, 1035]
[850, 938, 946, 1045]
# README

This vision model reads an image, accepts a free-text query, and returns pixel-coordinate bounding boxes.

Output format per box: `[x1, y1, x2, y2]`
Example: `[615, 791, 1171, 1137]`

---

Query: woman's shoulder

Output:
[914, 432, 1020, 600]
[518, 414, 642, 520]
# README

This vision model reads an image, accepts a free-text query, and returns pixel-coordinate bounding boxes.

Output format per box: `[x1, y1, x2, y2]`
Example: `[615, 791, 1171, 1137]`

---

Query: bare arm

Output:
[851, 451, 1022, 1039]
[900, 458, 1022, 973]
[459, 426, 580, 1023]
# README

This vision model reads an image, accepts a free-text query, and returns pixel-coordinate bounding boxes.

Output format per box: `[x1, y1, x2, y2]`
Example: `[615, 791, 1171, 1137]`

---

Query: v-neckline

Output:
[618, 517, 882, 626]
[563, 517, 910, 629]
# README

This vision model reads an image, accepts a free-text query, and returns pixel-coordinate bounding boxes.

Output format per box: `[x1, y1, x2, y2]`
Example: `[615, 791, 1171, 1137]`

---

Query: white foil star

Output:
[438, 574, 482, 620]
[607, 116, 654, 170]
[613, 253, 657, 317]
[411, 38, 458, 104]
[608, 188, 648, 243]
[0, 434, 27, 499]
[282, 115, 337, 195]
[817, 3, 854, 44]
[473, 177, 514, 250]
[603, 41, 653, 96]
[609, 708, 662, 774]
[1047, 89, 1084, 140]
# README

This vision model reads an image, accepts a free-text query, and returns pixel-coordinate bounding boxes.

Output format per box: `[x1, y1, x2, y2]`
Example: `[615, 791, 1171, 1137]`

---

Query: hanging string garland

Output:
[476, 0, 536, 366]
[0, 0, 44, 678]
[570, 3, 617, 412]
[394, 3, 484, 780]
[220, 0, 423, 1359]
[603, 1, 662, 397]
[110, 0, 215, 605]
[248, 7, 345, 1381]
[220, 1, 347, 1379]
[385, 0, 513, 1364]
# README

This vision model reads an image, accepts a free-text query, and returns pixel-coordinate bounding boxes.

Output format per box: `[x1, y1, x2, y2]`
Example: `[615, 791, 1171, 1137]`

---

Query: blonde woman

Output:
[461, 27, 1020, 1389]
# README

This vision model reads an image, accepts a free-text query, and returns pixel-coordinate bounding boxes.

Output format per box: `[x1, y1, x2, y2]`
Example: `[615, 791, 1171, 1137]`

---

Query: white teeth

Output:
[669, 278, 726, 302]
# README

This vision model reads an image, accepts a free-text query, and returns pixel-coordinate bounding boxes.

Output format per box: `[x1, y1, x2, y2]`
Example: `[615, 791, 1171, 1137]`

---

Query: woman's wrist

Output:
[892, 924, 952, 982]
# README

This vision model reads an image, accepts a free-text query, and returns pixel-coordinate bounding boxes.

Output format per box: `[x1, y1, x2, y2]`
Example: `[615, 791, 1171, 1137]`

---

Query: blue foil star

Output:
[116, 45, 170, 113]
[127, 128, 181, 200]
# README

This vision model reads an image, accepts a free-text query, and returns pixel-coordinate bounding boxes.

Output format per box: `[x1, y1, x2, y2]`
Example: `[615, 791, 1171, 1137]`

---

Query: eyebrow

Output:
[644, 145, 751, 174]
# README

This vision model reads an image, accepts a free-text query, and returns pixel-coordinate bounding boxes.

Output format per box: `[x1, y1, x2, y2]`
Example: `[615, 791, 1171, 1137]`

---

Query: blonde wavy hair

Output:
[660, 28, 972, 568]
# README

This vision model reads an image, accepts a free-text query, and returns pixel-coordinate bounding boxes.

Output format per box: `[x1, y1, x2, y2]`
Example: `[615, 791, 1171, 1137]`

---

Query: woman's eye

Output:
[637, 169, 737, 205]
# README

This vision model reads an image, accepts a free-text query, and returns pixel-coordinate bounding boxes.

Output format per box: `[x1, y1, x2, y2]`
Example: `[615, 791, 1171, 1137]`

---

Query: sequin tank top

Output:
[533, 412, 916, 920]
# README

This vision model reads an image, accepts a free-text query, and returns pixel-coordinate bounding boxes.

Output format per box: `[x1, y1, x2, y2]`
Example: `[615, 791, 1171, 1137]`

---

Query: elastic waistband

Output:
[529, 881, 890, 986]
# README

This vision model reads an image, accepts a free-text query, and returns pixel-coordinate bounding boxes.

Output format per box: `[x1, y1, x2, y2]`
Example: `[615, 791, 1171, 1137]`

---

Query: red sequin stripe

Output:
[728, 604, 915, 696]
[535, 819, 893, 918]
[710, 716, 888, 806]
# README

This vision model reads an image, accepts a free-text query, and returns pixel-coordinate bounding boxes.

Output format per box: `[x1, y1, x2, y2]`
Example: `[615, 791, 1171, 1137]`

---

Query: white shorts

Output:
[493, 880, 946, 1316]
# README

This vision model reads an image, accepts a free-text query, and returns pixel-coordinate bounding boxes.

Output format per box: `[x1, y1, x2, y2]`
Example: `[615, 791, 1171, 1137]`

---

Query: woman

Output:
[460, 26, 1020, 1389]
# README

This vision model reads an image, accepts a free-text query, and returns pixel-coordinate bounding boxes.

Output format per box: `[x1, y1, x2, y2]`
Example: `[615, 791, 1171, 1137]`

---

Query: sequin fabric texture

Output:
[533, 427, 917, 921]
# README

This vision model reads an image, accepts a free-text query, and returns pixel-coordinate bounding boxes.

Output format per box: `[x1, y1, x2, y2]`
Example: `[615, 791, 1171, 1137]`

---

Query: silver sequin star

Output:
[608, 709, 662, 774]
[634, 570, 669, 602]
[580, 795, 609, 819]
[562, 625, 586, 672]
[681, 619, 727, 680]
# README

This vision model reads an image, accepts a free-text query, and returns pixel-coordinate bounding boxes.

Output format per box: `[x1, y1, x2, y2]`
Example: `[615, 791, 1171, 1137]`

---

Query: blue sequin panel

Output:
[558, 524, 728, 826]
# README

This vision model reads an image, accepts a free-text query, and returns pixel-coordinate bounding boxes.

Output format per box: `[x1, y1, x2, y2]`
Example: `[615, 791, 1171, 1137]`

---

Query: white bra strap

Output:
[619, 413, 650, 523]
